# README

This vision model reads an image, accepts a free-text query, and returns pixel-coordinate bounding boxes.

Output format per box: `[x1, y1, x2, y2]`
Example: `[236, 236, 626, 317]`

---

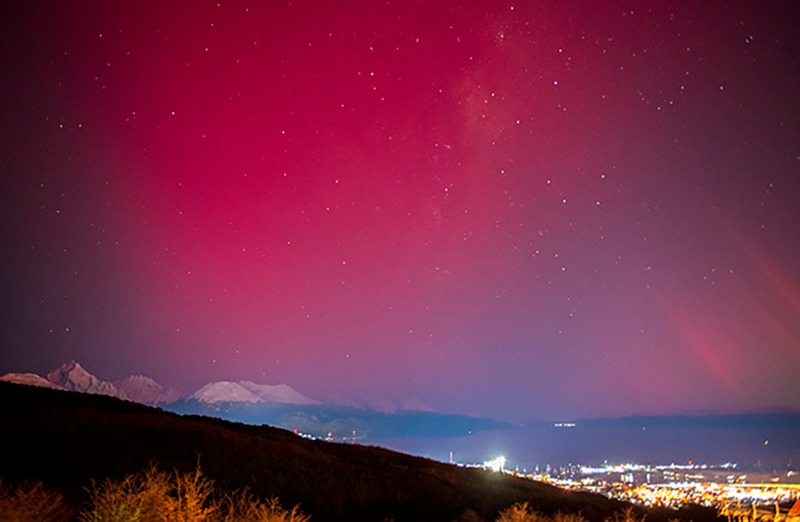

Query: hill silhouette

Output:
[0, 382, 718, 522]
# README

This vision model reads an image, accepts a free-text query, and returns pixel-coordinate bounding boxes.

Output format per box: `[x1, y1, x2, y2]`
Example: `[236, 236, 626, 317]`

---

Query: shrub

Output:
[81, 466, 170, 521]
[496, 502, 547, 522]
[0, 480, 74, 522]
[455, 508, 485, 522]
[496, 506, 593, 522]
[554, 512, 588, 522]
[81, 466, 306, 522]
[162, 467, 216, 521]
[605, 507, 646, 522]
[217, 489, 310, 522]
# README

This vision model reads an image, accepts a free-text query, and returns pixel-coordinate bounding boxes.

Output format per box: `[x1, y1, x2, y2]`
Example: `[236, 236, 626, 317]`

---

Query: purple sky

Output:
[2, 1, 799, 422]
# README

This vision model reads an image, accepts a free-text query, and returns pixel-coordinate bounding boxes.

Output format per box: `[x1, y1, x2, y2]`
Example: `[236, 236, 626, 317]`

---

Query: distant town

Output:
[482, 459, 799, 512]
[293, 425, 800, 514]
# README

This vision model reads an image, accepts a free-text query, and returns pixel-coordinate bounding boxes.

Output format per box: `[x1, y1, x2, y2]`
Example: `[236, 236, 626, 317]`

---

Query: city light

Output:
[502, 461, 800, 511]
[484, 456, 507, 472]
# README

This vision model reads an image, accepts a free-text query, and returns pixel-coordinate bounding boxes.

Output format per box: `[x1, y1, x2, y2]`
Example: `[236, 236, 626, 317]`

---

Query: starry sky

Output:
[2, 1, 799, 422]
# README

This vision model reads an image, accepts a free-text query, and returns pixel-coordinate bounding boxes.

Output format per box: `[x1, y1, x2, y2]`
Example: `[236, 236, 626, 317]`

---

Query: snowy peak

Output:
[1, 362, 319, 408]
[0, 372, 66, 390]
[46, 361, 127, 399]
[238, 381, 320, 405]
[115, 375, 180, 405]
[189, 381, 263, 404]
[189, 380, 319, 405]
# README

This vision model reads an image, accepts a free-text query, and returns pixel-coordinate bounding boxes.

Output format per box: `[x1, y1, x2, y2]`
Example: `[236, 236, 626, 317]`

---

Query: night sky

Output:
[2, 1, 799, 422]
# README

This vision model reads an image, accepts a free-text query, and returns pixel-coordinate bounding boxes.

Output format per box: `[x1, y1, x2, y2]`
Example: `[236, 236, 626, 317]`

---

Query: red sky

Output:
[2, 0, 799, 421]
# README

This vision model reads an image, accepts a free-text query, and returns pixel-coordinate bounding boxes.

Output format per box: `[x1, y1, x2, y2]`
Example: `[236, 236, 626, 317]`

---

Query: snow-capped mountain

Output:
[188, 380, 319, 405]
[1, 361, 319, 408]
[115, 375, 181, 405]
[238, 381, 320, 405]
[46, 361, 127, 399]
[0, 372, 66, 390]
[0, 361, 508, 441]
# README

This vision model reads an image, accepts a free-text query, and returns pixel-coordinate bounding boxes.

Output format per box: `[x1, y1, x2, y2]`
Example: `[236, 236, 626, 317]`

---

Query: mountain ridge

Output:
[4, 362, 797, 436]
[188, 379, 319, 405]
[0, 362, 509, 440]
[0, 361, 318, 407]
[114, 374, 181, 405]
[45, 361, 128, 399]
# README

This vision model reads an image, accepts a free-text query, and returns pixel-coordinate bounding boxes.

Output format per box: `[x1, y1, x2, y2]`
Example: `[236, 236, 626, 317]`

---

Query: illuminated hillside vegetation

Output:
[0, 471, 658, 522]
[0, 478, 684, 522]
[1, 467, 309, 522]
[0, 382, 718, 522]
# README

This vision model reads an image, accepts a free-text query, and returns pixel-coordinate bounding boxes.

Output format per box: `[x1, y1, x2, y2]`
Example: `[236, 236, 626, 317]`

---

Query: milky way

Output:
[2, 1, 799, 421]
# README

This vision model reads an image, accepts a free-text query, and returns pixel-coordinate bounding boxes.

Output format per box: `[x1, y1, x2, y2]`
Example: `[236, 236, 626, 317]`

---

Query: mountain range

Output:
[0, 361, 509, 440]
[0, 361, 317, 407]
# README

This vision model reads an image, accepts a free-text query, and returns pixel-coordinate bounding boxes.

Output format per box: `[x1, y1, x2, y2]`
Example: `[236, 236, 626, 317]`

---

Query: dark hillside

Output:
[0, 382, 717, 522]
